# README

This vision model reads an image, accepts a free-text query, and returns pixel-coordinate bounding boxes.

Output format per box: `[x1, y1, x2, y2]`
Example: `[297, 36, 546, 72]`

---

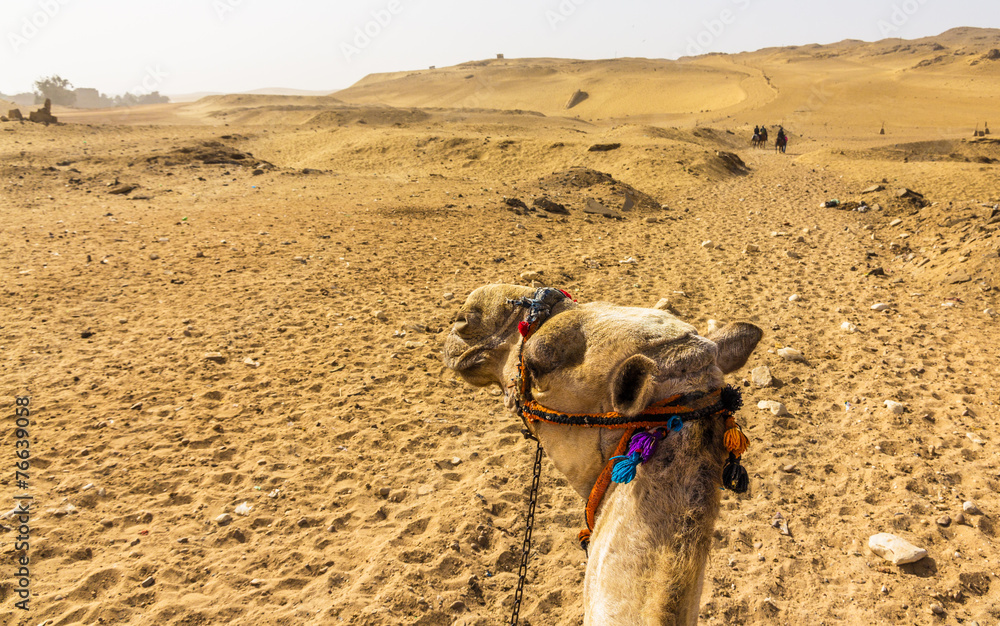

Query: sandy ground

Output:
[1, 28, 999, 626]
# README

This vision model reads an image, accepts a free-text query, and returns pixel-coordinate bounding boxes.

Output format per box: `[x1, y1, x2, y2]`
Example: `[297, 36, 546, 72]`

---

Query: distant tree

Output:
[33, 75, 76, 106]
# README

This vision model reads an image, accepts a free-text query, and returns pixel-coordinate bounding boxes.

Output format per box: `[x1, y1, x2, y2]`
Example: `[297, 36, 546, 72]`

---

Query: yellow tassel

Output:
[724, 426, 749, 457]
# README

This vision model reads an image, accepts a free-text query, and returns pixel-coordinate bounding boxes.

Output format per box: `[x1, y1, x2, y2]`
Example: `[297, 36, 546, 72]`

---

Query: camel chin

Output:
[444, 284, 763, 625]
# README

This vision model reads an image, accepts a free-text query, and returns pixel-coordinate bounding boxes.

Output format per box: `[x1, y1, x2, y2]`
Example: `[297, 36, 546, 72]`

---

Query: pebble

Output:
[750, 365, 772, 388]
[777, 347, 805, 362]
[967, 432, 985, 445]
[963, 501, 982, 515]
[955, 512, 966, 525]
[250, 578, 264, 587]
[645, 217, 658, 223]
[785, 250, 801, 259]
[936, 516, 951, 527]
[373, 310, 388, 322]
[889, 218, 903, 227]
[884, 400, 905, 414]
[868, 533, 927, 565]
[149, 253, 160, 260]
[234, 502, 253, 516]
[82, 483, 95, 491]
[929, 603, 944, 615]
[701, 240, 714, 248]
[519, 271, 543, 281]
[743, 244, 759, 253]
[243, 357, 260, 367]
[757, 400, 789, 416]
[985, 308, 996, 316]
[140, 576, 155, 588]
[442, 292, 455, 301]
[782, 464, 797, 473]
[215, 513, 233, 526]
[788, 294, 800, 302]
[449, 600, 467, 612]
[177, 537, 189, 544]
[619, 256, 638, 264]
[871, 303, 890, 312]
[204, 352, 226, 364]
[840, 321, 858, 333]
[293, 256, 307, 264]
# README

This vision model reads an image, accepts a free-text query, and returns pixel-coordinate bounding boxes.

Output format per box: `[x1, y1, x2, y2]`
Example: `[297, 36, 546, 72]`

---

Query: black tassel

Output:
[720, 385, 743, 414]
[722, 453, 749, 493]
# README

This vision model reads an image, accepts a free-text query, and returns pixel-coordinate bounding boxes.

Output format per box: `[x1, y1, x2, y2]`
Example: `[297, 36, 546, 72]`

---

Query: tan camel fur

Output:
[444, 284, 762, 625]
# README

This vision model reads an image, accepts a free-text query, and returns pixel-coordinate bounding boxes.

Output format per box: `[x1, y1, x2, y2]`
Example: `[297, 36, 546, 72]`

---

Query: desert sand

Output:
[1, 26, 999, 625]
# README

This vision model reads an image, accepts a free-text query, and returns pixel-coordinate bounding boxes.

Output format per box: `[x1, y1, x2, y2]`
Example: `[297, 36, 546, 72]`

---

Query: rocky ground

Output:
[0, 107, 998, 626]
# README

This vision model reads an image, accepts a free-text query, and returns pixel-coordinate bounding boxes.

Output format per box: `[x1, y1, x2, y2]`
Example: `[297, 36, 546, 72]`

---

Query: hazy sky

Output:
[2, 0, 997, 96]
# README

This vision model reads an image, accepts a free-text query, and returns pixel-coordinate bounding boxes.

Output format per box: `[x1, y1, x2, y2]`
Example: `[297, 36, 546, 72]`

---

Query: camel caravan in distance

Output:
[444, 284, 763, 625]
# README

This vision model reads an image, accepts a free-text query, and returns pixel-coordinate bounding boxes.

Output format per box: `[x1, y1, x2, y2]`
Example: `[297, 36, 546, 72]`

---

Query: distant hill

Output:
[169, 87, 339, 103]
[333, 27, 1000, 129]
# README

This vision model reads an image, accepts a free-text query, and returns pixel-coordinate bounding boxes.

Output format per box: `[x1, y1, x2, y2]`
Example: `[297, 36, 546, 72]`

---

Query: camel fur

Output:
[443, 284, 762, 625]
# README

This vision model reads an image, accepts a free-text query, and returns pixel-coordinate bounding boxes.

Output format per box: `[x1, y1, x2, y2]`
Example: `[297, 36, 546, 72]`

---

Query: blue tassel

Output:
[611, 451, 642, 484]
[667, 415, 683, 432]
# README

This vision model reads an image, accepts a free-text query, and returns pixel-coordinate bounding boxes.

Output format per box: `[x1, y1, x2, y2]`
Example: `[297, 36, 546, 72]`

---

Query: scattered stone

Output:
[701, 240, 714, 249]
[895, 188, 924, 200]
[884, 400, 905, 414]
[204, 352, 226, 364]
[936, 516, 951, 527]
[889, 218, 902, 227]
[967, 432, 985, 445]
[215, 513, 233, 526]
[50, 504, 79, 518]
[743, 244, 759, 253]
[955, 512, 966, 525]
[841, 321, 858, 333]
[618, 257, 638, 265]
[929, 603, 944, 615]
[868, 533, 927, 564]
[29, 99, 57, 124]
[243, 357, 260, 367]
[293, 255, 307, 264]
[983, 308, 995, 317]
[785, 250, 801, 259]
[757, 400, 789, 416]
[504, 197, 528, 211]
[373, 310, 388, 322]
[782, 464, 797, 473]
[234, 502, 253, 516]
[963, 501, 982, 515]
[449, 600, 468, 612]
[771, 511, 790, 535]
[588, 143, 621, 152]
[645, 216, 658, 224]
[532, 197, 569, 215]
[108, 184, 139, 195]
[250, 578, 264, 587]
[871, 303, 890, 312]
[149, 253, 160, 260]
[519, 271, 543, 282]
[788, 294, 800, 302]
[442, 292, 454, 301]
[862, 184, 884, 193]
[653, 298, 671, 311]
[583, 198, 621, 219]
[140, 576, 155, 588]
[750, 365, 773, 388]
[777, 347, 806, 363]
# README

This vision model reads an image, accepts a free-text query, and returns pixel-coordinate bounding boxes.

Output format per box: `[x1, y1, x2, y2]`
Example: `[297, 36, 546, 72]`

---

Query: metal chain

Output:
[510, 439, 543, 626]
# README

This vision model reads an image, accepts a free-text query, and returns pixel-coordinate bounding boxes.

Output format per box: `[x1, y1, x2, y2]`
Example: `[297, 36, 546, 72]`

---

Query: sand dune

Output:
[1, 27, 998, 626]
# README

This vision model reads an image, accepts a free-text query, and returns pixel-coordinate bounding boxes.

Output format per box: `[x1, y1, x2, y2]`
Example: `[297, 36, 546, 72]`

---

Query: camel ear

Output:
[611, 354, 659, 417]
[705, 322, 763, 374]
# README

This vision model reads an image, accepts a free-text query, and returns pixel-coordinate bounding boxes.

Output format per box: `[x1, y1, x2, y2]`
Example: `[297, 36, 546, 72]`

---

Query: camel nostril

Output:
[454, 320, 472, 337]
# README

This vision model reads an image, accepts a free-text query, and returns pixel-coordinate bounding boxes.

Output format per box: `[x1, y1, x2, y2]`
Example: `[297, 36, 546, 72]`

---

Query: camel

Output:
[443, 284, 762, 625]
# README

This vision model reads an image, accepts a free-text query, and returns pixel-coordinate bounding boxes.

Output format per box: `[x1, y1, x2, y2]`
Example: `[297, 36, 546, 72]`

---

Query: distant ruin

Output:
[28, 98, 57, 124]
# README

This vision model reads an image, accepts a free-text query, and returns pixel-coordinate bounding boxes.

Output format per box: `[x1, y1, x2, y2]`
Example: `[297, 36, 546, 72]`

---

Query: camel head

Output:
[444, 284, 763, 498]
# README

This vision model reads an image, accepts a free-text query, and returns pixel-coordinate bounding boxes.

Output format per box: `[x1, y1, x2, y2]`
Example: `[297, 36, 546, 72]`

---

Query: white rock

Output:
[777, 347, 806, 362]
[618, 256, 638, 264]
[868, 533, 927, 565]
[750, 365, 773, 388]
[757, 400, 789, 416]
[963, 501, 982, 515]
[889, 218, 902, 227]
[884, 400, 905, 414]
[941, 301, 956, 308]
[701, 240, 714, 249]
[967, 432, 985, 445]
[234, 502, 253, 516]
[871, 303, 890, 312]
[215, 513, 233, 526]
[442, 292, 455, 301]
[788, 294, 801, 302]
[243, 357, 260, 367]
[840, 321, 858, 333]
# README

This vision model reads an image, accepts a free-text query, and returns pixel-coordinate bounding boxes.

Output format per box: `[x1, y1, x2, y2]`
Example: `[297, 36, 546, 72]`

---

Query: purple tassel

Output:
[627, 430, 663, 462]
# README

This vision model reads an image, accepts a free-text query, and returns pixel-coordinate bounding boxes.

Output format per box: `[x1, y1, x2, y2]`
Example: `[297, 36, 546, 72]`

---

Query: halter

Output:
[508, 288, 751, 551]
